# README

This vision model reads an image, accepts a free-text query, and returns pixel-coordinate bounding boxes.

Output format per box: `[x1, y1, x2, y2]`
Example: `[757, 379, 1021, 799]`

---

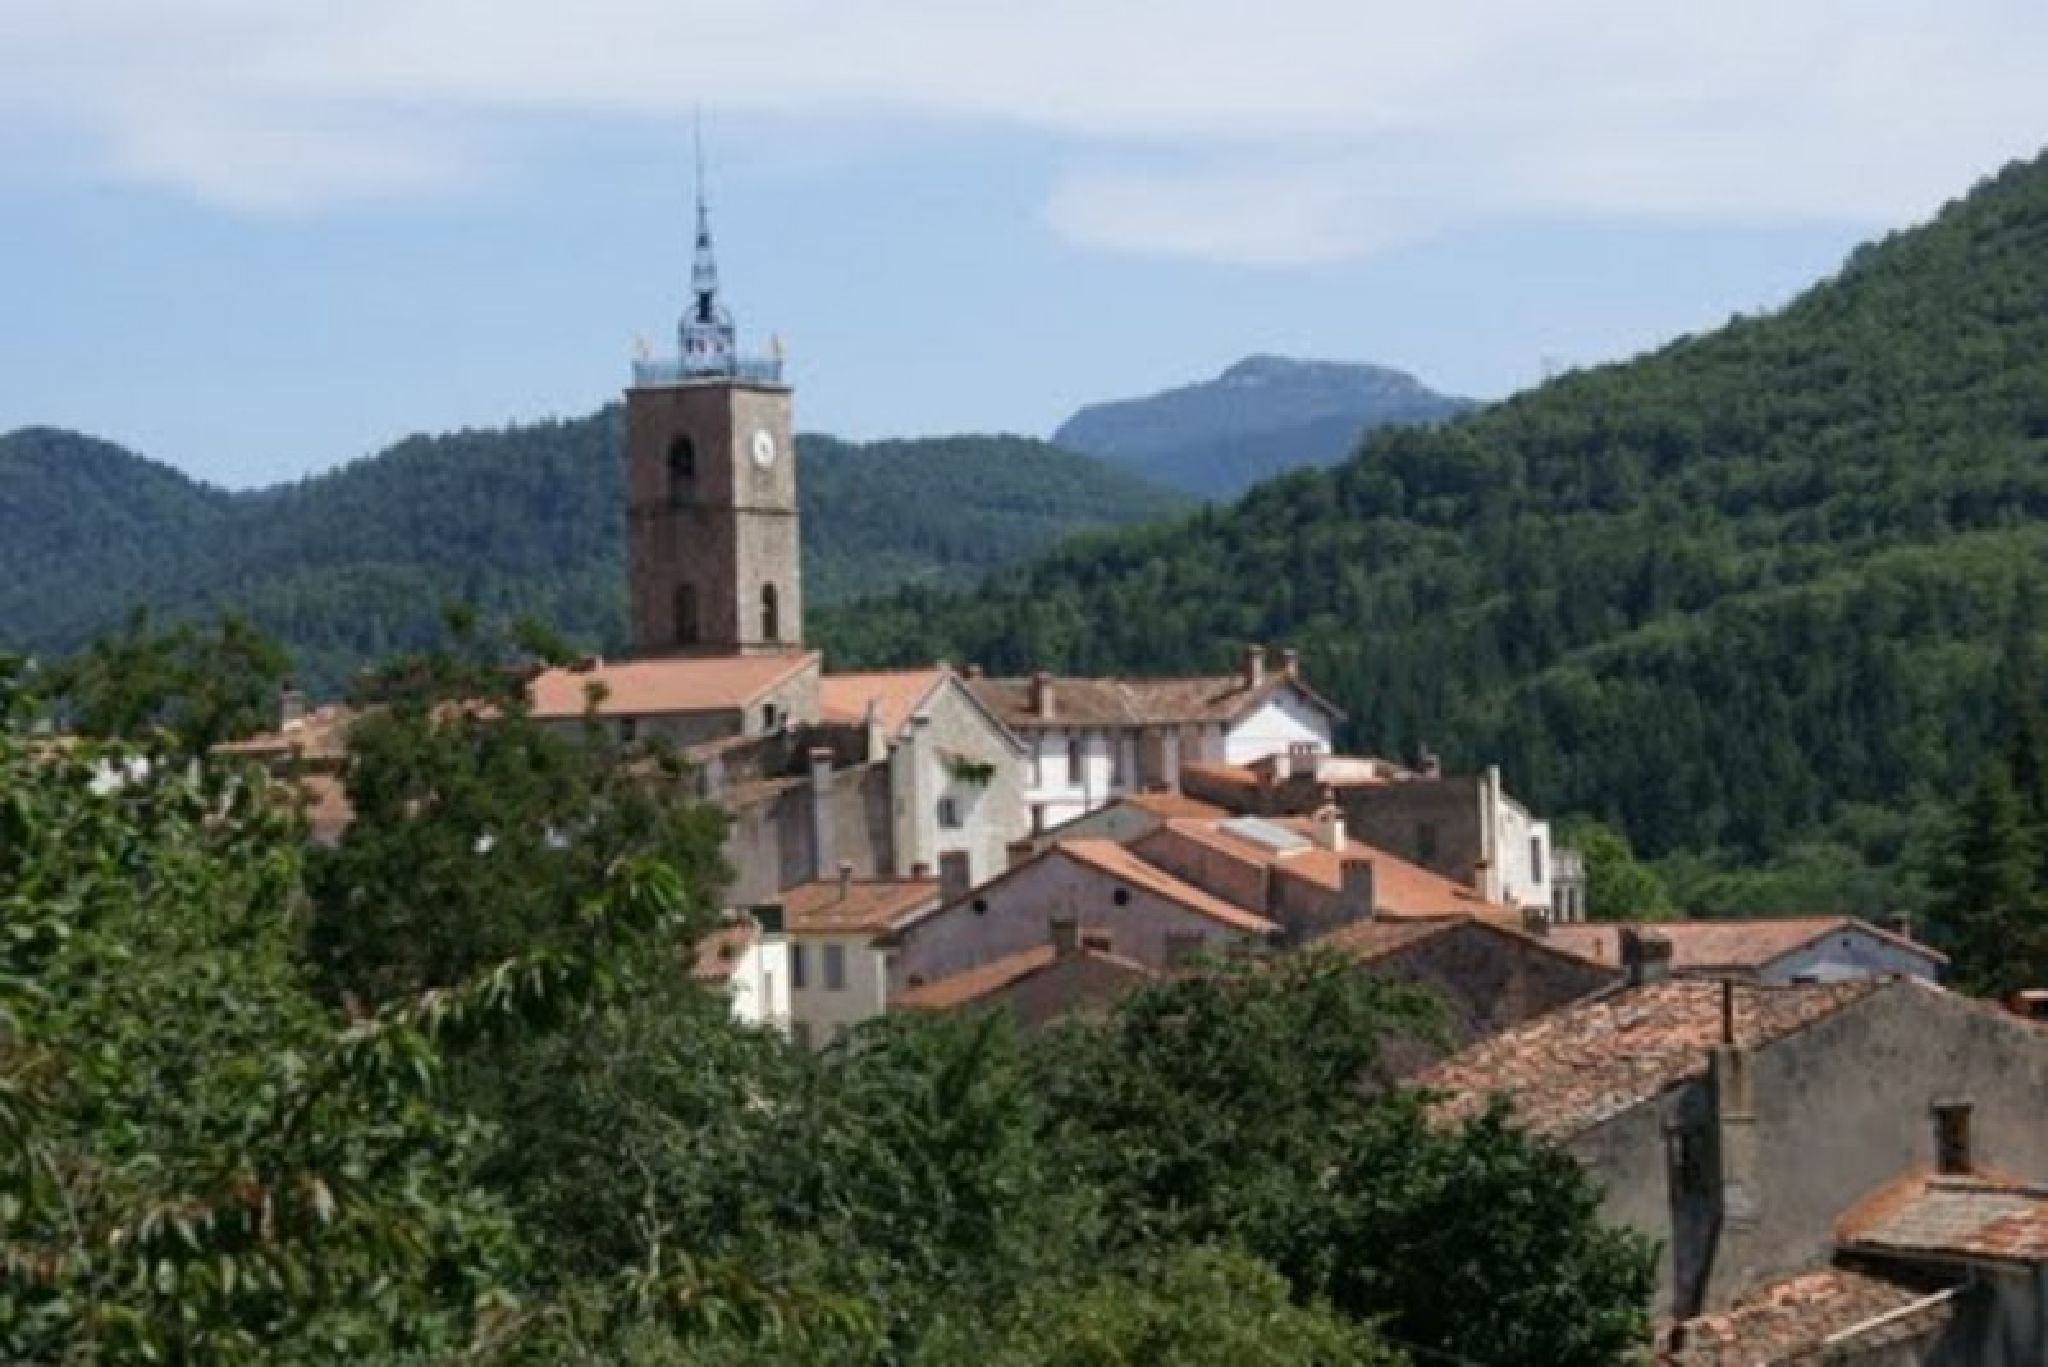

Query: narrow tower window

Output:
[666, 436, 696, 502]
[674, 584, 699, 647]
[761, 583, 780, 642]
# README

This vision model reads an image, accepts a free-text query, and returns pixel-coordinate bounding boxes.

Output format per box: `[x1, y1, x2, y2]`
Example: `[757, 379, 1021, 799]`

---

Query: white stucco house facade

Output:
[965, 645, 1342, 834]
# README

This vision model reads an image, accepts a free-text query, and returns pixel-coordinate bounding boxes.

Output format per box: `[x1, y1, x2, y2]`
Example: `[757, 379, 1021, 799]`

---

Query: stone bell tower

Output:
[624, 150, 800, 658]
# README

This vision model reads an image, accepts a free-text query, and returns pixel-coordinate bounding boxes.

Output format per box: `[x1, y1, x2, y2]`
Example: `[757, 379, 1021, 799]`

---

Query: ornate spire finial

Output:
[680, 112, 735, 374]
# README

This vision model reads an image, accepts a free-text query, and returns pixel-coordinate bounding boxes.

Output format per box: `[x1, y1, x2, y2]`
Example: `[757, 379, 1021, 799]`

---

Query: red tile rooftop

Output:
[528, 652, 818, 719]
[1418, 977, 1884, 1139]
[1657, 1265, 1960, 1364]
[1546, 917, 1947, 972]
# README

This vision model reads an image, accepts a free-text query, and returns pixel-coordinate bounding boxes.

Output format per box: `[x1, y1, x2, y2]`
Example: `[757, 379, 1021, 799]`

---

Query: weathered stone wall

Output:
[626, 380, 801, 656]
[1363, 926, 1617, 1068]
[889, 852, 1261, 989]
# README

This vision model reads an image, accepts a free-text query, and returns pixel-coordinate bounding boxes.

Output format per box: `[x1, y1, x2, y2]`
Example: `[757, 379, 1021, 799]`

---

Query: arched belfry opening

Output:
[761, 583, 780, 643]
[674, 583, 699, 647]
[666, 435, 696, 502]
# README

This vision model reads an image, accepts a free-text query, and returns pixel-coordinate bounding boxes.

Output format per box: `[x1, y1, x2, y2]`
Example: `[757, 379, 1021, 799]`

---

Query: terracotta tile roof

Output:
[967, 672, 1343, 730]
[1546, 917, 1948, 972]
[779, 877, 939, 936]
[1658, 1266, 1960, 1364]
[818, 669, 946, 736]
[1418, 978, 1884, 1139]
[691, 921, 759, 983]
[1178, 760, 1262, 794]
[1317, 915, 1612, 972]
[1119, 790, 1229, 821]
[528, 652, 819, 719]
[1140, 818, 1515, 922]
[1058, 839, 1282, 935]
[215, 703, 358, 765]
[894, 939, 1153, 1012]
[1840, 1173, 2048, 1264]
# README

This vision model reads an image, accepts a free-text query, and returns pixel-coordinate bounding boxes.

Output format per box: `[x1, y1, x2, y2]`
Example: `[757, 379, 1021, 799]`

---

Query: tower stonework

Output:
[624, 141, 801, 658]
[625, 378, 801, 656]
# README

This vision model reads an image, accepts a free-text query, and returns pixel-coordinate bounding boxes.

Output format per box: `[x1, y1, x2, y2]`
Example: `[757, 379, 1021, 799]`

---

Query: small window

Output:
[824, 944, 847, 992]
[1109, 738, 1126, 788]
[762, 702, 781, 732]
[666, 435, 696, 499]
[673, 584, 700, 647]
[790, 943, 808, 990]
[1935, 1101, 1974, 1175]
[1530, 834, 1545, 885]
[972, 898, 989, 915]
[1112, 888, 1131, 907]
[938, 796, 962, 829]
[761, 583, 780, 642]
[1416, 821, 1440, 864]
[619, 717, 639, 744]
[1067, 736, 1086, 785]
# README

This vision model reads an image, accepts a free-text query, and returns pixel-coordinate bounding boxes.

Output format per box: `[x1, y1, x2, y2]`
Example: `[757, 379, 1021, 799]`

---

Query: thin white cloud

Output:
[4, 0, 2046, 259]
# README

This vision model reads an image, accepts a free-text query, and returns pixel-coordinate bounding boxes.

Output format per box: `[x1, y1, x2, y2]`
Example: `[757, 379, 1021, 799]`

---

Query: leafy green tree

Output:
[304, 620, 728, 1006]
[1932, 760, 2048, 995]
[46, 609, 288, 759]
[1563, 818, 1677, 921]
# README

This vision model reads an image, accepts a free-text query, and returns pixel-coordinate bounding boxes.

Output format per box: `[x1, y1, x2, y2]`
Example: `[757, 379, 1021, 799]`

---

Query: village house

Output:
[776, 870, 938, 1049]
[893, 918, 1153, 1028]
[1180, 747, 1576, 920]
[1318, 915, 1618, 1071]
[691, 905, 793, 1032]
[1544, 915, 1945, 985]
[963, 646, 1342, 833]
[1418, 931, 2048, 1357]
[886, 838, 1279, 992]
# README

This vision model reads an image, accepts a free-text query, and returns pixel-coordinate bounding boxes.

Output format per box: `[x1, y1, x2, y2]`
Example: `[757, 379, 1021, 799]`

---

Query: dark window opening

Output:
[762, 583, 780, 642]
[938, 797, 962, 829]
[762, 703, 781, 732]
[1935, 1101, 1974, 1175]
[666, 436, 696, 501]
[673, 584, 700, 647]
[972, 898, 989, 915]
[1112, 888, 1131, 906]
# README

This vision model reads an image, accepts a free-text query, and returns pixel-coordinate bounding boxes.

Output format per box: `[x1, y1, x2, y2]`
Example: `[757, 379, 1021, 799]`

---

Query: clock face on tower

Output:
[750, 427, 777, 470]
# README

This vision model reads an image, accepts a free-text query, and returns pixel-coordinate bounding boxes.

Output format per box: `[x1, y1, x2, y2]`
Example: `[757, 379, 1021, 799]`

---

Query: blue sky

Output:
[3, 3, 2045, 489]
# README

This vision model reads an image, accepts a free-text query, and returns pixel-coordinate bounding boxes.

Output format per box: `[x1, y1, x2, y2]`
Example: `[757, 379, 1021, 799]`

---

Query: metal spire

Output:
[679, 112, 736, 374]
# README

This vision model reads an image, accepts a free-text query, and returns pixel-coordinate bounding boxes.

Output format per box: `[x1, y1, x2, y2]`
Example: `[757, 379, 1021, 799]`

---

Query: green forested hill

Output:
[819, 151, 2048, 872]
[0, 415, 1184, 688]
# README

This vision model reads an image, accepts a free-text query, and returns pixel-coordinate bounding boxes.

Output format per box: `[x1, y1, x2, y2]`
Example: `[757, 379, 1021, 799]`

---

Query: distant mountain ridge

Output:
[0, 416, 1185, 690]
[1053, 355, 1475, 497]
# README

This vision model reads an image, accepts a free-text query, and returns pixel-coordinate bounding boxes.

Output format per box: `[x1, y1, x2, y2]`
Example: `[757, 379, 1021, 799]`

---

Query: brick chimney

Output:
[1621, 928, 1675, 986]
[1030, 670, 1056, 719]
[1882, 911, 1916, 942]
[1340, 855, 1376, 923]
[808, 748, 836, 881]
[1280, 647, 1301, 681]
[836, 859, 854, 900]
[1242, 644, 1267, 689]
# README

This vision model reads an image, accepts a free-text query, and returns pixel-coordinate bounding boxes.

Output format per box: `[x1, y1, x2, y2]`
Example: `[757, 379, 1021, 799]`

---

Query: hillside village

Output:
[191, 180, 2048, 1364]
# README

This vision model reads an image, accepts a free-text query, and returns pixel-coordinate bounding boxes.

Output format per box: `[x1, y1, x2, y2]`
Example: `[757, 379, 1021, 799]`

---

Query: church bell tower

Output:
[625, 144, 800, 658]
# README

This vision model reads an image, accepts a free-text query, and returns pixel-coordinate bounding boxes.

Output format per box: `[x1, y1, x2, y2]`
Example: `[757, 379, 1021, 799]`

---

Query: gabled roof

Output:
[1139, 817, 1515, 922]
[1657, 1266, 1960, 1365]
[1419, 977, 1885, 1139]
[528, 652, 819, 719]
[891, 838, 1281, 941]
[779, 877, 939, 936]
[819, 668, 947, 737]
[215, 703, 358, 764]
[1318, 914, 1613, 972]
[894, 939, 1152, 1012]
[966, 671, 1344, 730]
[1840, 1172, 2048, 1264]
[1546, 917, 1948, 972]
[1058, 839, 1281, 935]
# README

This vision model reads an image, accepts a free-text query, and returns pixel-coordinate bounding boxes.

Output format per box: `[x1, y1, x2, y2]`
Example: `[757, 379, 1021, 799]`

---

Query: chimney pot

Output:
[1310, 801, 1347, 852]
[1242, 644, 1267, 689]
[1280, 647, 1301, 680]
[1621, 928, 1675, 986]
[1030, 670, 1056, 719]
[965, 663, 985, 680]
[1882, 911, 1915, 942]
[838, 860, 854, 899]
